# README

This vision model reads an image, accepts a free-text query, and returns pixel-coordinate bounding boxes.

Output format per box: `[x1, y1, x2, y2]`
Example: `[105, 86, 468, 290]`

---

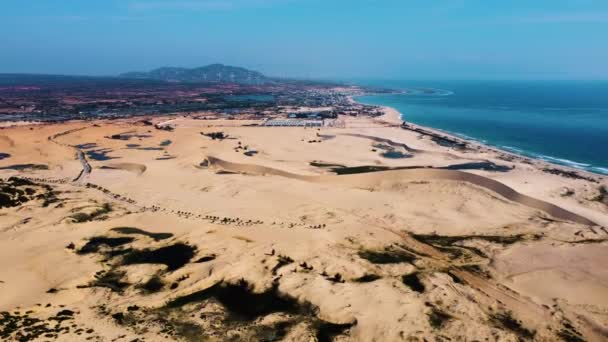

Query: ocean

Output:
[354, 80, 608, 175]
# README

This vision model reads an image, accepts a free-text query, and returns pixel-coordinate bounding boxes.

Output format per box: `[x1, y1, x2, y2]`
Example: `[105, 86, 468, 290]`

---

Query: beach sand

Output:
[0, 110, 606, 341]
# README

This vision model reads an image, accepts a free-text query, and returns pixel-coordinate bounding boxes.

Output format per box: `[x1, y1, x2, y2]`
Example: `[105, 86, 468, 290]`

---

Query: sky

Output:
[1, 0, 608, 80]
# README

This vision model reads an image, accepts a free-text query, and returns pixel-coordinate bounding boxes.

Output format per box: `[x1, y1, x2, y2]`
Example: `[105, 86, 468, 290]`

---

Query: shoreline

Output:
[4, 98, 606, 183]
[362, 98, 607, 180]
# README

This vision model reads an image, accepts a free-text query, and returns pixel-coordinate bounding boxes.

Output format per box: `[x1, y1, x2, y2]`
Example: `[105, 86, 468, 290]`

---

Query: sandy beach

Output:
[1, 108, 607, 341]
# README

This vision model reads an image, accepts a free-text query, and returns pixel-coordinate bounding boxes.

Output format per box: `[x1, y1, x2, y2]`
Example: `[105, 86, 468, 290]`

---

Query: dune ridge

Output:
[206, 156, 597, 226]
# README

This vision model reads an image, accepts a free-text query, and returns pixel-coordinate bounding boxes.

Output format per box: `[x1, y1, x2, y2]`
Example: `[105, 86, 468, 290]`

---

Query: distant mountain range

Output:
[119, 64, 272, 84]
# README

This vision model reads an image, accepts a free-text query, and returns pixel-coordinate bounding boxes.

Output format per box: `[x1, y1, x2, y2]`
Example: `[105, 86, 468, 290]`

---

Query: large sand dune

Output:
[0, 114, 606, 341]
[206, 156, 597, 226]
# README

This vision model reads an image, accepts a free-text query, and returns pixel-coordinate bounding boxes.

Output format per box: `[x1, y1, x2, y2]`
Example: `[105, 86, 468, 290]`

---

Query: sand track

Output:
[73, 149, 92, 182]
[206, 156, 597, 226]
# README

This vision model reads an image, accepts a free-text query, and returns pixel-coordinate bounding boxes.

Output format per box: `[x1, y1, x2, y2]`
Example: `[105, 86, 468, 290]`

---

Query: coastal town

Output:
[0, 73, 387, 124]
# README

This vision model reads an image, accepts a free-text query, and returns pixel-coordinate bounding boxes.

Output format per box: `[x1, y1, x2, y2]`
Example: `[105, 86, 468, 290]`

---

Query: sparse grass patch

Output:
[353, 274, 381, 283]
[77, 236, 134, 254]
[90, 276, 356, 342]
[233, 235, 254, 243]
[194, 255, 216, 263]
[558, 329, 585, 342]
[459, 264, 492, 279]
[165, 279, 304, 320]
[401, 272, 425, 293]
[161, 278, 355, 341]
[428, 308, 453, 329]
[111, 227, 173, 241]
[411, 233, 522, 261]
[121, 243, 196, 271]
[272, 255, 293, 275]
[139, 275, 165, 293]
[489, 311, 535, 339]
[447, 271, 464, 284]
[411, 233, 539, 262]
[315, 320, 356, 342]
[89, 270, 130, 292]
[557, 320, 585, 342]
[358, 247, 417, 264]
[413, 233, 529, 247]
[591, 185, 608, 205]
[0, 308, 80, 340]
[69, 203, 112, 223]
[0, 177, 58, 208]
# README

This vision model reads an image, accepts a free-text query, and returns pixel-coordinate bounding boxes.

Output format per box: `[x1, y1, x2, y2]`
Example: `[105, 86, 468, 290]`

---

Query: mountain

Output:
[119, 64, 272, 84]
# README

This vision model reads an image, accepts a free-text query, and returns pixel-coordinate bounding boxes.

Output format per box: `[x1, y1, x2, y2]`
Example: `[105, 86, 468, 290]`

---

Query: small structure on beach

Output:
[264, 119, 323, 127]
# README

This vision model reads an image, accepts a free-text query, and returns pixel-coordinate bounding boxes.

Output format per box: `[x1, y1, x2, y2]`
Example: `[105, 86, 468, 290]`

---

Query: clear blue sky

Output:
[1, 0, 607, 79]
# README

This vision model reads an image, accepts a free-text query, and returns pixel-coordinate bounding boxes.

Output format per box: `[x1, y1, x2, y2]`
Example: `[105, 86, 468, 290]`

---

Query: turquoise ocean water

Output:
[355, 80, 608, 175]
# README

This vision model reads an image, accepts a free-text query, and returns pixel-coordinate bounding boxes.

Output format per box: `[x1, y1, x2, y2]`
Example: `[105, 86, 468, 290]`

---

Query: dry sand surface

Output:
[0, 111, 607, 341]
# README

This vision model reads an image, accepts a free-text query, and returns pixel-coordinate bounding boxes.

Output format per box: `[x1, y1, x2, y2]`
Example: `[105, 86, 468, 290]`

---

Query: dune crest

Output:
[206, 156, 597, 226]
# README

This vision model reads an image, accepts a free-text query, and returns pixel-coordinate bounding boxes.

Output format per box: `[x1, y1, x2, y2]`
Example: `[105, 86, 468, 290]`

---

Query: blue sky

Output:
[1, 0, 608, 79]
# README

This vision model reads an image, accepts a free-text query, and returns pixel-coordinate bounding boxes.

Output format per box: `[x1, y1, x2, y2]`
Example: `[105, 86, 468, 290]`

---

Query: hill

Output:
[119, 64, 272, 84]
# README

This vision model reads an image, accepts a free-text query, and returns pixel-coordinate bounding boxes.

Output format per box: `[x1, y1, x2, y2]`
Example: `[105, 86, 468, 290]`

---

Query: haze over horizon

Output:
[2, 0, 608, 80]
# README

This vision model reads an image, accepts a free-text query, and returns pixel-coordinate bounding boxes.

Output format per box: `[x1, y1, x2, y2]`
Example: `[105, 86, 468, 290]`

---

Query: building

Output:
[264, 119, 323, 127]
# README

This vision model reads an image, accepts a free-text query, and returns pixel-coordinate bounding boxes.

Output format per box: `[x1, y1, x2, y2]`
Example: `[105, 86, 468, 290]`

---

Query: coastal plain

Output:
[0, 108, 607, 341]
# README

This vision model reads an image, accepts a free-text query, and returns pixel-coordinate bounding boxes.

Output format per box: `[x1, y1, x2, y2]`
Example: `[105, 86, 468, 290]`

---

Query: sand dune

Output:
[1, 116, 606, 341]
[495, 242, 608, 308]
[206, 156, 597, 226]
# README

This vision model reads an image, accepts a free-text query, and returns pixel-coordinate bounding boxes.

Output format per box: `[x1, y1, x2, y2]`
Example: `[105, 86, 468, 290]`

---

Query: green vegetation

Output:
[69, 203, 112, 223]
[165, 279, 302, 318]
[0, 177, 57, 208]
[358, 247, 417, 264]
[446, 271, 464, 284]
[89, 270, 130, 292]
[120, 64, 270, 84]
[459, 264, 492, 279]
[271, 255, 294, 275]
[401, 272, 425, 293]
[489, 311, 535, 340]
[353, 274, 381, 283]
[159, 279, 354, 341]
[194, 255, 216, 263]
[77, 236, 134, 254]
[111, 227, 173, 241]
[121, 243, 196, 271]
[139, 276, 165, 293]
[428, 308, 453, 329]
[0, 164, 49, 171]
[591, 185, 608, 205]
[411, 233, 537, 262]
[0, 308, 80, 340]
[412, 233, 528, 247]
[557, 320, 585, 342]
[558, 329, 585, 342]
